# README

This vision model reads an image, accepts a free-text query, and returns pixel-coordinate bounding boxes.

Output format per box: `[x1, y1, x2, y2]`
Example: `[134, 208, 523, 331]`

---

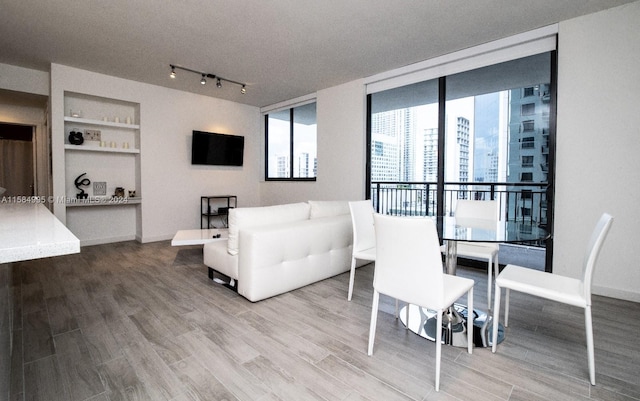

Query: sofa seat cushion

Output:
[227, 202, 310, 255]
[203, 240, 238, 279]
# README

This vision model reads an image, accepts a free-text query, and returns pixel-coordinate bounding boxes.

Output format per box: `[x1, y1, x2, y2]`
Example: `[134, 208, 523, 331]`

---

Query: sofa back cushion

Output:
[227, 202, 311, 255]
[308, 200, 350, 219]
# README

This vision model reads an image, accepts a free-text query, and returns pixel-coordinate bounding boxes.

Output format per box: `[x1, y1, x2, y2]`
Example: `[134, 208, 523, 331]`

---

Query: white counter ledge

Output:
[0, 203, 80, 264]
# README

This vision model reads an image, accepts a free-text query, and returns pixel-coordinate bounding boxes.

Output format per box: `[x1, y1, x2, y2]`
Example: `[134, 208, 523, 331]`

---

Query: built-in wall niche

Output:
[64, 152, 136, 200]
[64, 92, 138, 125]
[62, 91, 142, 245]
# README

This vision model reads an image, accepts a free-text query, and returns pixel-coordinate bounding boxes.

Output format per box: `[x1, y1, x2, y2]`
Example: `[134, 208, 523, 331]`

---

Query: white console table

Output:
[171, 228, 228, 246]
[0, 203, 80, 263]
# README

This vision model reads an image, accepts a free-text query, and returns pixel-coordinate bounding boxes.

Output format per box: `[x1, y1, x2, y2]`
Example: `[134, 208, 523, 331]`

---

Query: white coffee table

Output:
[171, 228, 228, 246]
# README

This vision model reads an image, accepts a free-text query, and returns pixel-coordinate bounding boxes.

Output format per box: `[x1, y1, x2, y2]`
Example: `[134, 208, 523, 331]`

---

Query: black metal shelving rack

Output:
[201, 195, 237, 228]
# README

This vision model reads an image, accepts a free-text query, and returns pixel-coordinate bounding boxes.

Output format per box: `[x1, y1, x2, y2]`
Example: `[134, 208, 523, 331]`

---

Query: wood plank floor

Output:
[7, 240, 640, 401]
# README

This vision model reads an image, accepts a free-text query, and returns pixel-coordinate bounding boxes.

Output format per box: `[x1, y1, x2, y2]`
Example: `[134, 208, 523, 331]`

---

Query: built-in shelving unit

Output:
[63, 91, 142, 245]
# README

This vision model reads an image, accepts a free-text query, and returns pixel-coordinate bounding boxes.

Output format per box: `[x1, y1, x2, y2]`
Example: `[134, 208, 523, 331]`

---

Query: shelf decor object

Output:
[68, 130, 84, 145]
[93, 182, 107, 196]
[74, 173, 90, 199]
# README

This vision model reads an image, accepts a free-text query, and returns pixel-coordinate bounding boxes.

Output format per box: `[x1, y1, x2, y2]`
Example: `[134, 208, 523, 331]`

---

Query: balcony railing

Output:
[371, 180, 549, 230]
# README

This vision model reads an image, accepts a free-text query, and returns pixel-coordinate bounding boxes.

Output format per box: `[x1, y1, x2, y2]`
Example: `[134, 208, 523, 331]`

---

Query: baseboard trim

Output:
[593, 285, 640, 303]
[79, 235, 137, 247]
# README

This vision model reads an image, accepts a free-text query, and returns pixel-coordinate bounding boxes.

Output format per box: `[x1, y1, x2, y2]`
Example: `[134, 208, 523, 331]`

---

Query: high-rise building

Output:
[456, 116, 470, 199]
[298, 152, 311, 178]
[370, 109, 411, 182]
[507, 84, 550, 223]
[421, 127, 438, 182]
[276, 155, 289, 178]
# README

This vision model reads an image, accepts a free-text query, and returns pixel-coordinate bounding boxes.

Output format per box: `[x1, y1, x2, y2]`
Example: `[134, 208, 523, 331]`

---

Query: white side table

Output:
[171, 228, 235, 288]
[171, 228, 228, 246]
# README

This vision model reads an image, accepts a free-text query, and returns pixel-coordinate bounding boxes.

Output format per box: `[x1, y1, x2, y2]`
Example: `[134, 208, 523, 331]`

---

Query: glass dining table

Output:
[399, 216, 550, 348]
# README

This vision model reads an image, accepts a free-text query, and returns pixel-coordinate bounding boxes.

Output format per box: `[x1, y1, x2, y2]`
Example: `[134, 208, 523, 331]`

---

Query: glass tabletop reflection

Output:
[435, 216, 549, 244]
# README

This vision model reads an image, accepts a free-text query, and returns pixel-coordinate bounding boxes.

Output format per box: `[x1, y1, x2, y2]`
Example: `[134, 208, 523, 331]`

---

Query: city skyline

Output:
[370, 83, 550, 221]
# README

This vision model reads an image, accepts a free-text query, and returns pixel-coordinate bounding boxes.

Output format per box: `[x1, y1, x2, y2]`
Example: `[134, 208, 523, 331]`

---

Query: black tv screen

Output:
[191, 131, 244, 166]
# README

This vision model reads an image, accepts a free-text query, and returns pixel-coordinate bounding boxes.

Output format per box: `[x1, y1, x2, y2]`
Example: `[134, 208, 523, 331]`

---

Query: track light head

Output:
[241, 85, 246, 94]
[200, 74, 206, 85]
[170, 65, 176, 79]
[216, 78, 222, 88]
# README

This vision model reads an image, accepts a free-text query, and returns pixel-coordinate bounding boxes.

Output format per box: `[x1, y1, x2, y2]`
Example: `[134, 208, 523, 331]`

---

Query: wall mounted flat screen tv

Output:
[191, 131, 244, 166]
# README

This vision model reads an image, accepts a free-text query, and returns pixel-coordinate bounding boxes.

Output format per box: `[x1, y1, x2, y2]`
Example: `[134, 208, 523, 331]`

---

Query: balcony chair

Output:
[491, 213, 614, 385]
[347, 200, 377, 301]
[368, 214, 474, 392]
[444, 199, 499, 308]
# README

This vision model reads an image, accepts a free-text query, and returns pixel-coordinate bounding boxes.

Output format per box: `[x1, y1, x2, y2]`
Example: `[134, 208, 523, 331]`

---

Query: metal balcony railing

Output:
[370, 180, 549, 230]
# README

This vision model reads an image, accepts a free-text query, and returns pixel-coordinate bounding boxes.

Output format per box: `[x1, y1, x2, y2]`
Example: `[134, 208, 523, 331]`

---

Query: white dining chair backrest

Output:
[370, 213, 474, 392]
[582, 213, 614, 303]
[455, 199, 498, 222]
[349, 200, 376, 254]
[373, 214, 444, 307]
[451, 199, 499, 308]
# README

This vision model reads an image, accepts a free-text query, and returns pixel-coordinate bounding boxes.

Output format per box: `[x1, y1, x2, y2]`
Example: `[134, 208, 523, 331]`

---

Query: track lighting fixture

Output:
[168, 64, 247, 94]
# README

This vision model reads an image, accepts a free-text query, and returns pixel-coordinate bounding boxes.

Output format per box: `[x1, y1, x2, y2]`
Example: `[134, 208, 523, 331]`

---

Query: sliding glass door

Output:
[367, 51, 556, 269]
[444, 52, 552, 223]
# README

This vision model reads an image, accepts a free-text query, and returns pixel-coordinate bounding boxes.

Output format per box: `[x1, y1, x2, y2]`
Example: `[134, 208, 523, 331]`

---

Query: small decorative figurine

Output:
[74, 173, 90, 199]
[114, 187, 125, 198]
[68, 129, 84, 145]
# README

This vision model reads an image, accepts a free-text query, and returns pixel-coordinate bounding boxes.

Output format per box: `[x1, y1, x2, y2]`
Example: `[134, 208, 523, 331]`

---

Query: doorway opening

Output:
[0, 123, 35, 197]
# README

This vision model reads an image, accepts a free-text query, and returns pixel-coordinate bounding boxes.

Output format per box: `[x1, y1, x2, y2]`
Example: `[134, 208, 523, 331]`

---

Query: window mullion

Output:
[289, 108, 294, 178]
[264, 114, 269, 180]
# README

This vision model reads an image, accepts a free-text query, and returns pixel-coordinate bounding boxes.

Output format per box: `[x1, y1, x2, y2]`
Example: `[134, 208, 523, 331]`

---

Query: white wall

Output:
[0, 63, 49, 96]
[555, 1, 640, 301]
[50, 64, 261, 243]
[259, 79, 368, 205]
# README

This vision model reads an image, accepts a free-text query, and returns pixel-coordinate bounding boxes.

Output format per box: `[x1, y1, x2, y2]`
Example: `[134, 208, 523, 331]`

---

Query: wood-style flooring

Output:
[6, 240, 640, 401]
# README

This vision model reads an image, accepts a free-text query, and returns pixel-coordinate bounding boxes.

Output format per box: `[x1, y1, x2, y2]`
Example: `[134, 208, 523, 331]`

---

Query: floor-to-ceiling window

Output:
[367, 50, 556, 270]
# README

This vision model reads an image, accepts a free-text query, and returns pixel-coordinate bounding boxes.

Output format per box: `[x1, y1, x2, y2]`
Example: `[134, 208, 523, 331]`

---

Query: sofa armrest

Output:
[203, 240, 238, 280]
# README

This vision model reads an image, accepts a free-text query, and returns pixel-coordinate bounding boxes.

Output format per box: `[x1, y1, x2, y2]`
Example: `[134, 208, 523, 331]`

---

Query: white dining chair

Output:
[347, 200, 377, 301]
[444, 199, 499, 308]
[368, 214, 474, 391]
[491, 213, 613, 386]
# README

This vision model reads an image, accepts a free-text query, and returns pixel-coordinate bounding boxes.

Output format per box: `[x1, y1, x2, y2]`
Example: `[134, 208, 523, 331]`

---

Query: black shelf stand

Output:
[201, 195, 237, 228]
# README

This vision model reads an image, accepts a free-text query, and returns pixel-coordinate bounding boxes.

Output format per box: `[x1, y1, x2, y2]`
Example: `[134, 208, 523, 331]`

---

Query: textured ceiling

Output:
[0, 0, 635, 107]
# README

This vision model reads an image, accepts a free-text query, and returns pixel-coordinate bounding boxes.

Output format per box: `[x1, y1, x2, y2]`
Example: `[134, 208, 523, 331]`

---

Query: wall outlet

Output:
[84, 129, 101, 141]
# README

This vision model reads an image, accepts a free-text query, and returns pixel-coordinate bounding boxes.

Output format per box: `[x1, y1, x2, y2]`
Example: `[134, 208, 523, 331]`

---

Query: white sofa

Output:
[203, 200, 355, 302]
